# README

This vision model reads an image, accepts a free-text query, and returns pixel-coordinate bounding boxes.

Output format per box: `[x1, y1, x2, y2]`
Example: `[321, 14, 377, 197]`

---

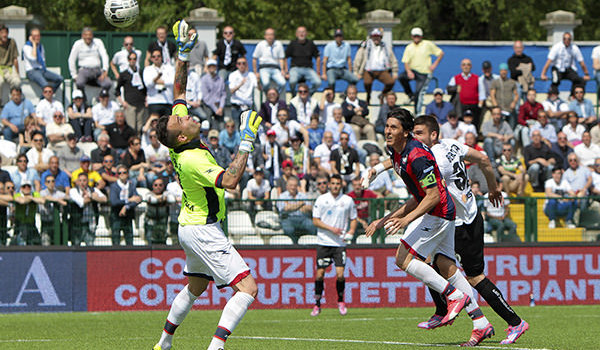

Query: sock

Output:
[405, 259, 463, 299]
[448, 271, 489, 329]
[428, 287, 448, 316]
[314, 280, 324, 307]
[208, 292, 255, 350]
[158, 285, 198, 349]
[475, 277, 521, 327]
[336, 279, 345, 302]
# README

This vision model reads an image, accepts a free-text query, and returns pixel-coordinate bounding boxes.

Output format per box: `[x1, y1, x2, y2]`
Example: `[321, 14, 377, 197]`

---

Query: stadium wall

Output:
[1, 245, 600, 313]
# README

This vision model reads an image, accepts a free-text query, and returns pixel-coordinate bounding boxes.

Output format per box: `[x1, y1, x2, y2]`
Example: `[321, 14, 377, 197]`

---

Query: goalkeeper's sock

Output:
[448, 271, 489, 329]
[314, 279, 324, 307]
[208, 292, 255, 350]
[475, 277, 521, 327]
[157, 285, 198, 349]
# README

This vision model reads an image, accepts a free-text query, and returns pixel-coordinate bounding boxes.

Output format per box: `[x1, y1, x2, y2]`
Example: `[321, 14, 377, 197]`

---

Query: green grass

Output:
[0, 305, 597, 349]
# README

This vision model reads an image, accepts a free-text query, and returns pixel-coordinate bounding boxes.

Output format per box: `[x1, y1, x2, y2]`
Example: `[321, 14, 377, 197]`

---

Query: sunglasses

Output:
[224, 31, 234, 34]
[124, 43, 134, 46]
[132, 142, 141, 146]
[33, 138, 43, 142]
[103, 159, 114, 163]
[237, 62, 247, 65]
[46, 179, 55, 183]
[17, 159, 27, 163]
[118, 171, 128, 175]
[128, 57, 136, 61]
[153, 183, 164, 187]
[298, 90, 308, 93]
[317, 181, 327, 185]
[43, 90, 53, 93]
[22, 184, 31, 188]
[151, 55, 162, 58]
[502, 149, 511, 152]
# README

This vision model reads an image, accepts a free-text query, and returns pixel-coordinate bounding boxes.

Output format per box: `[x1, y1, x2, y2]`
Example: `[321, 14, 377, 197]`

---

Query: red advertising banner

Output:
[86, 246, 600, 311]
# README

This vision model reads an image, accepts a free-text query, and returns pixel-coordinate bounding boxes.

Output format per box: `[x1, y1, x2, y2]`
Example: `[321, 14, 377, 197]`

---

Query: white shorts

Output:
[400, 214, 455, 261]
[178, 222, 250, 289]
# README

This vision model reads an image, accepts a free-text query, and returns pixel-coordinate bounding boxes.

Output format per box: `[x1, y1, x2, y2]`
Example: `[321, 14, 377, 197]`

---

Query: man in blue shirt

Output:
[321, 29, 358, 89]
[425, 88, 454, 124]
[1, 87, 35, 141]
[568, 85, 596, 129]
[218, 118, 240, 154]
[41, 156, 71, 192]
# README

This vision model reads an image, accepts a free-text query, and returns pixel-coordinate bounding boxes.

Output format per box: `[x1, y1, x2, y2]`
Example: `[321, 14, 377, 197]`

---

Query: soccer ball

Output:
[104, 0, 139, 28]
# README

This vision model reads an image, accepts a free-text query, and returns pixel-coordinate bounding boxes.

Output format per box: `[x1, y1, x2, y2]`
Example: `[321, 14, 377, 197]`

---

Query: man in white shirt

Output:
[229, 56, 257, 125]
[483, 181, 518, 242]
[440, 111, 463, 140]
[542, 86, 570, 130]
[589, 158, 600, 196]
[574, 131, 600, 168]
[46, 112, 75, 151]
[244, 167, 271, 211]
[91, 89, 120, 139]
[22, 27, 63, 91]
[541, 32, 590, 94]
[186, 66, 203, 120]
[271, 108, 308, 148]
[252, 28, 286, 95]
[68, 27, 112, 94]
[324, 107, 357, 148]
[143, 128, 170, 164]
[313, 131, 338, 174]
[143, 49, 175, 118]
[318, 87, 341, 126]
[35, 85, 64, 127]
[310, 174, 357, 317]
[289, 83, 319, 126]
[544, 167, 577, 228]
[26, 131, 54, 174]
[110, 36, 142, 80]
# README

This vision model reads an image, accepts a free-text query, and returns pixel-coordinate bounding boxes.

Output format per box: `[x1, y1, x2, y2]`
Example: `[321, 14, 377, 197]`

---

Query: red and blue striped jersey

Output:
[389, 136, 455, 220]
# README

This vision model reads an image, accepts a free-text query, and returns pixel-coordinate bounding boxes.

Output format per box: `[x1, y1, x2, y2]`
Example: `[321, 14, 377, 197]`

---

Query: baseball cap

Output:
[334, 29, 343, 37]
[499, 63, 509, 71]
[370, 28, 382, 37]
[282, 159, 293, 168]
[21, 179, 32, 187]
[80, 155, 91, 162]
[206, 59, 217, 66]
[482, 61, 492, 69]
[290, 132, 301, 141]
[266, 129, 276, 136]
[208, 129, 219, 139]
[99, 89, 109, 98]
[433, 88, 444, 96]
[463, 109, 473, 117]
[201, 120, 210, 130]
[410, 27, 423, 37]
[72, 89, 84, 100]
[255, 167, 264, 173]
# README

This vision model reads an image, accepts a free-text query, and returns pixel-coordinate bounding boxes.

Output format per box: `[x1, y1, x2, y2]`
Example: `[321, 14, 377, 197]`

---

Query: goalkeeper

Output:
[154, 20, 261, 350]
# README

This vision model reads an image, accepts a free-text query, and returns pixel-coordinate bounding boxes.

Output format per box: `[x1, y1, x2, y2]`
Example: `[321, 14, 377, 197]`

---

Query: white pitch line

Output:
[0, 339, 52, 343]
[231, 335, 555, 350]
[254, 316, 423, 323]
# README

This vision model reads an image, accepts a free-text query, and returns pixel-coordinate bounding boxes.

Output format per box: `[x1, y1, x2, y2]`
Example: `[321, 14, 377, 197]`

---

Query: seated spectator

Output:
[110, 36, 141, 79]
[109, 165, 141, 245]
[484, 180, 519, 242]
[71, 155, 104, 189]
[106, 109, 136, 154]
[69, 172, 107, 246]
[206, 130, 232, 169]
[252, 28, 286, 95]
[26, 131, 54, 174]
[316, 87, 341, 126]
[245, 167, 271, 211]
[530, 110, 557, 147]
[276, 160, 295, 195]
[342, 85, 374, 141]
[0, 182, 11, 245]
[551, 131, 574, 170]
[90, 133, 117, 172]
[497, 143, 528, 196]
[276, 176, 316, 243]
[144, 26, 176, 67]
[39, 174, 67, 245]
[229, 56, 257, 125]
[68, 27, 112, 96]
[67, 89, 94, 141]
[57, 133, 84, 176]
[258, 88, 287, 128]
[143, 177, 173, 245]
[574, 131, 600, 168]
[568, 85, 597, 128]
[212, 25, 246, 81]
[524, 130, 556, 191]
[329, 132, 360, 186]
[490, 63, 519, 121]
[446, 58, 483, 129]
[18, 115, 41, 153]
[377, 92, 399, 135]
[120, 136, 148, 188]
[285, 134, 308, 176]
[46, 111, 74, 151]
[200, 59, 226, 129]
[143, 49, 174, 118]
[261, 129, 284, 185]
[347, 176, 378, 238]
[143, 128, 169, 164]
[544, 167, 577, 228]
[478, 61, 499, 124]
[591, 123, 600, 146]
[98, 154, 118, 188]
[92, 89, 120, 139]
[11, 154, 41, 192]
[425, 88, 453, 125]
[325, 107, 357, 147]
[289, 83, 319, 127]
[365, 153, 392, 197]
[219, 119, 241, 155]
[516, 88, 544, 147]
[157, 158, 177, 185]
[1, 87, 35, 141]
[285, 26, 322, 95]
[561, 111, 585, 147]
[185, 64, 203, 120]
[22, 27, 63, 91]
[322, 29, 358, 89]
[272, 108, 308, 148]
[440, 111, 462, 140]
[115, 50, 147, 132]
[482, 106, 514, 161]
[313, 131, 338, 175]
[589, 158, 600, 197]
[35, 85, 64, 127]
[307, 114, 324, 151]
[457, 110, 477, 144]
[540, 32, 590, 96]
[564, 154, 592, 203]
[140, 114, 159, 148]
[0, 24, 21, 94]
[543, 86, 569, 130]
[11, 180, 45, 245]
[306, 169, 328, 199]
[508, 40, 535, 95]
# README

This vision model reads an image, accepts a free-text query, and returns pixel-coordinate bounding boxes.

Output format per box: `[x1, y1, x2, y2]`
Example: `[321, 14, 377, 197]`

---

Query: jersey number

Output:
[452, 162, 468, 191]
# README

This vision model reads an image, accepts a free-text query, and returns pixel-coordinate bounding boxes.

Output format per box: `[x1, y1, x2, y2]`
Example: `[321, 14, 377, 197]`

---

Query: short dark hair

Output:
[387, 107, 414, 132]
[330, 174, 343, 182]
[31, 131, 44, 140]
[10, 86, 22, 94]
[414, 114, 440, 137]
[128, 136, 140, 146]
[156, 115, 178, 148]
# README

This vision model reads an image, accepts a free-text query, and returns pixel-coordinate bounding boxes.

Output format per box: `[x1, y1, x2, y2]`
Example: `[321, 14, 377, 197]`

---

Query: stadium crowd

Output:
[1, 22, 600, 246]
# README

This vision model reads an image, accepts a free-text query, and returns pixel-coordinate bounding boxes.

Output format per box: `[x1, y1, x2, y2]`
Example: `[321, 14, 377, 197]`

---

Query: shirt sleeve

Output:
[349, 199, 357, 220]
[429, 41, 443, 56]
[573, 45, 584, 63]
[548, 44, 559, 61]
[312, 196, 322, 218]
[410, 154, 438, 189]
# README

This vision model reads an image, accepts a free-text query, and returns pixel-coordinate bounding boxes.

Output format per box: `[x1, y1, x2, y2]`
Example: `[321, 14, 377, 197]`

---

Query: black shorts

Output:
[454, 210, 485, 277]
[316, 246, 346, 269]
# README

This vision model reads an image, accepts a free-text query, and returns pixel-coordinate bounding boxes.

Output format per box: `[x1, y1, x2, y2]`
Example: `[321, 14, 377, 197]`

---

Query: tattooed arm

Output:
[219, 151, 250, 189]
[173, 58, 188, 101]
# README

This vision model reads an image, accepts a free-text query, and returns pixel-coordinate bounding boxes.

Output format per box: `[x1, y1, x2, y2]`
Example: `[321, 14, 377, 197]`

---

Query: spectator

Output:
[90, 133, 117, 171]
[307, 114, 324, 151]
[46, 110, 74, 151]
[229, 56, 257, 125]
[258, 88, 287, 128]
[482, 106, 514, 161]
[424, 88, 453, 125]
[69, 172, 107, 246]
[347, 176, 378, 237]
[67, 89, 93, 141]
[26, 131, 54, 174]
[542, 86, 569, 130]
[212, 25, 246, 82]
[143, 128, 169, 164]
[245, 167, 271, 211]
[544, 167, 577, 228]
[39, 174, 67, 245]
[490, 63, 519, 122]
[325, 106, 358, 146]
[140, 114, 159, 148]
[1, 87, 35, 141]
[18, 116, 41, 157]
[109, 165, 141, 245]
[561, 111, 585, 147]
[157, 158, 177, 186]
[516, 88, 544, 147]
[364, 153, 393, 198]
[71, 155, 104, 189]
[329, 132, 360, 186]
[200, 59, 226, 129]
[592, 123, 600, 146]
[252, 28, 286, 95]
[272, 108, 308, 148]
[508, 40, 535, 93]
[165, 174, 181, 244]
[143, 177, 173, 244]
[276, 159, 296, 195]
[206, 129, 232, 169]
[439, 111, 462, 140]
[11, 180, 44, 245]
[35, 85, 64, 127]
[524, 130, 556, 191]
[342, 85, 374, 141]
[98, 154, 118, 188]
[57, 133, 84, 176]
[589, 158, 600, 197]
[0, 24, 20, 94]
[11, 154, 40, 192]
[285, 26, 321, 95]
[447, 58, 483, 128]
[185, 65, 203, 120]
[480, 60, 500, 111]
[484, 180, 519, 242]
[218, 119, 241, 155]
[551, 131, 574, 170]
[143, 49, 174, 118]
[530, 110, 558, 147]
[456, 110, 477, 144]
[285, 134, 308, 176]
[564, 153, 592, 203]
[92, 88, 120, 139]
[110, 36, 141, 79]
[399, 27, 444, 114]
[115, 50, 147, 132]
[568, 85, 597, 128]
[120, 136, 148, 187]
[316, 87, 341, 126]
[313, 131, 338, 175]
[276, 176, 316, 243]
[187, 27, 208, 74]
[541, 32, 590, 95]
[0, 157, 10, 183]
[22, 27, 63, 91]
[40, 156, 70, 192]
[354, 28, 398, 104]
[322, 29, 358, 89]
[68, 27, 112, 95]
[261, 129, 284, 185]
[497, 143, 528, 196]
[144, 25, 176, 67]
[574, 131, 600, 168]
[307, 171, 329, 199]
[289, 82, 319, 126]
[0, 181, 10, 245]
[106, 109, 136, 154]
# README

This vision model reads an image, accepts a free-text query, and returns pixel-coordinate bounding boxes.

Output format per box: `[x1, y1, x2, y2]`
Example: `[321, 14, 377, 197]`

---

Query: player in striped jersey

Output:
[153, 20, 262, 350]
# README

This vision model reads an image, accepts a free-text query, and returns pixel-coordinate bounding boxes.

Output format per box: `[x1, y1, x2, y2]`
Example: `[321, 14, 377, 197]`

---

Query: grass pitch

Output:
[1, 305, 596, 349]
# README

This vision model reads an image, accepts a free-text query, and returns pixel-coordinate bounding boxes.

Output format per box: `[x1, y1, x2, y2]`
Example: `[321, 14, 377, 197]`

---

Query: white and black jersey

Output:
[312, 192, 357, 247]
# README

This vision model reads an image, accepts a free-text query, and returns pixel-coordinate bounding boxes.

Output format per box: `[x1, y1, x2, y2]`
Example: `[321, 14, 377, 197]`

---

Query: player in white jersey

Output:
[310, 174, 357, 317]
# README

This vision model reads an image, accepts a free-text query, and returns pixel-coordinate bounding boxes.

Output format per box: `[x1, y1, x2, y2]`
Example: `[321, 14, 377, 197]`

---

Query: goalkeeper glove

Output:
[239, 110, 262, 153]
[172, 19, 197, 61]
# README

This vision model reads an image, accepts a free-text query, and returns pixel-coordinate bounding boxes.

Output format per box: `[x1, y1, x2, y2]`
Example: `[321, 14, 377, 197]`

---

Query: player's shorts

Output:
[400, 214, 455, 262]
[179, 222, 250, 289]
[454, 209, 485, 276]
[316, 245, 347, 269]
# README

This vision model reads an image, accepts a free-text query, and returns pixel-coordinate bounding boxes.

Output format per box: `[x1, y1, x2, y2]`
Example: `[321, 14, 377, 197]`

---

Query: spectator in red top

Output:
[517, 88, 544, 147]
[447, 58, 484, 129]
[347, 177, 378, 240]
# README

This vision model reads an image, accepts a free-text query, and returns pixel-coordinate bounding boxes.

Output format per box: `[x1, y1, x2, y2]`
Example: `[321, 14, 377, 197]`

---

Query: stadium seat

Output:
[384, 235, 401, 245]
[355, 234, 373, 244]
[255, 210, 283, 235]
[268, 235, 293, 245]
[93, 237, 112, 246]
[298, 235, 318, 245]
[228, 210, 256, 236]
[483, 233, 495, 243]
[0, 139, 17, 164]
[239, 235, 265, 245]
